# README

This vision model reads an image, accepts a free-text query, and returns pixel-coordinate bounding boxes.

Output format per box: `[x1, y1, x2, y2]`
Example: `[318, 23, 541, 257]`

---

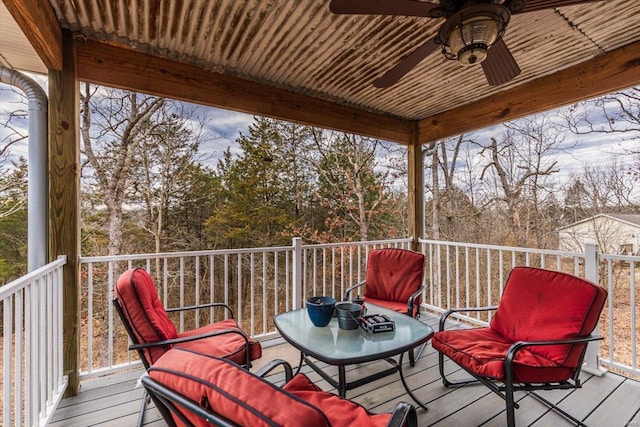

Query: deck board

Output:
[51, 313, 639, 427]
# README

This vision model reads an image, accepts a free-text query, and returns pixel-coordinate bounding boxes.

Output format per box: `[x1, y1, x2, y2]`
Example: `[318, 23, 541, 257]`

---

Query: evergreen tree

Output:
[205, 118, 297, 248]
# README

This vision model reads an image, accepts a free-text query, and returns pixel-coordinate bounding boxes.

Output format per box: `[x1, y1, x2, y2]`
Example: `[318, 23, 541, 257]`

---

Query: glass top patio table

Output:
[274, 303, 433, 365]
[274, 302, 433, 409]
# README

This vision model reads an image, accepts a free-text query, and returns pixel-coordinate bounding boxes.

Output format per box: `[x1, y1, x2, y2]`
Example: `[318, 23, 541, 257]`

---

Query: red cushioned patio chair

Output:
[113, 268, 262, 426]
[344, 248, 426, 365]
[431, 266, 607, 427]
[142, 347, 418, 427]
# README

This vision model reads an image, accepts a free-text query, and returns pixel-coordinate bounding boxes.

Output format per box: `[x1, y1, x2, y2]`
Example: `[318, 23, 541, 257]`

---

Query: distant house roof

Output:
[558, 213, 640, 231]
[607, 214, 640, 226]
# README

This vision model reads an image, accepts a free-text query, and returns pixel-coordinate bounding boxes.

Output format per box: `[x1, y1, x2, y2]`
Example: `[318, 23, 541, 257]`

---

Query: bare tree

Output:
[429, 135, 480, 241]
[479, 116, 561, 247]
[564, 157, 636, 216]
[80, 84, 164, 256]
[131, 103, 208, 255]
[564, 86, 640, 184]
[0, 86, 28, 219]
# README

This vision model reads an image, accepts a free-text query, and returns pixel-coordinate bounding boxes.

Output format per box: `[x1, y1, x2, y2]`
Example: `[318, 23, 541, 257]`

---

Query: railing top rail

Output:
[599, 252, 640, 262]
[80, 245, 294, 263]
[80, 239, 414, 263]
[419, 238, 584, 258]
[300, 238, 412, 250]
[0, 255, 67, 300]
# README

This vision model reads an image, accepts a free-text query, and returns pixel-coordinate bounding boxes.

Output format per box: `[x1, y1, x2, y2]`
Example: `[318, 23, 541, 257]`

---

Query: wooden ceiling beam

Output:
[418, 40, 640, 144]
[75, 39, 415, 144]
[2, 0, 62, 70]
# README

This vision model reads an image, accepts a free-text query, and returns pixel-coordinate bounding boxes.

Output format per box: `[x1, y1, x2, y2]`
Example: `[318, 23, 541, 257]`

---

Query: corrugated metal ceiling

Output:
[44, 0, 640, 120]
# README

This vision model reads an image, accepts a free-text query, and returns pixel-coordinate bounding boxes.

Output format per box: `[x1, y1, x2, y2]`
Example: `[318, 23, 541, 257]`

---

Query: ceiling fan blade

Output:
[508, 0, 602, 14]
[329, 0, 440, 17]
[481, 38, 521, 86]
[374, 38, 438, 88]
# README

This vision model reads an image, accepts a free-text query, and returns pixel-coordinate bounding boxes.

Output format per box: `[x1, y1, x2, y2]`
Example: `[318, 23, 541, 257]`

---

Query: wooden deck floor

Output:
[50, 315, 640, 427]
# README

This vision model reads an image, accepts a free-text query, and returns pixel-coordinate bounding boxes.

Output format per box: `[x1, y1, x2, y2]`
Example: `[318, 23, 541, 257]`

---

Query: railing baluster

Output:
[31, 283, 38, 424]
[455, 246, 460, 309]
[224, 254, 229, 316]
[15, 289, 23, 427]
[237, 253, 243, 327]
[263, 252, 268, 336]
[195, 256, 200, 329]
[47, 273, 53, 406]
[630, 261, 636, 371]
[274, 252, 280, 317]
[285, 250, 290, 311]
[4, 294, 13, 427]
[250, 252, 255, 337]
[87, 263, 94, 373]
[465, 246, 470, 308]
[210, 255, 215, 321]
[107, 263, 114, 369]
[39, 276, 46, 416]
[180, 257, 185, 331]
[487, 249, 492, 322]
[322, 248, 327, 297]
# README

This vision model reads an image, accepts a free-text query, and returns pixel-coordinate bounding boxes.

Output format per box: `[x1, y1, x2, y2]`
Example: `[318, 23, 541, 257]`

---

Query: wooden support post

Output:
[407, 124, 423, 251]
[49, 29, 80, 396]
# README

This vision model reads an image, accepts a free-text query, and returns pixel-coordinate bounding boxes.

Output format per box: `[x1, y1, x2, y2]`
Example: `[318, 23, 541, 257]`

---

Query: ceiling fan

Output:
[329, 0, 601, 88]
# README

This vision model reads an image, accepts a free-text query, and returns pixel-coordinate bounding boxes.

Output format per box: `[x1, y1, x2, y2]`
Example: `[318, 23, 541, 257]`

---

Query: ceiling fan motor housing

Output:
[437, 2, 511, 66]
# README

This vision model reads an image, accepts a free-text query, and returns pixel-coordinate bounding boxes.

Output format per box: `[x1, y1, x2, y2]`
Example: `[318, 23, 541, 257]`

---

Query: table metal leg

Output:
[338, 366, 347, 398]
[397, 353, 429, 411]
[294, 352, 304, 376]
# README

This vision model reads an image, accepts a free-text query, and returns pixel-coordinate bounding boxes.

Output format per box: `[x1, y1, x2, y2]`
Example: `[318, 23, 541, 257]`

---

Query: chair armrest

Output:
[141, 376, 234, 427]
[407, 285, 426, 317]
[130, 327, 249, 351]
[166, 302, 234, 319]
[255, 359, 293, 383]
[387, 401, 417, 427]
[343, 280, 366, 301]
[504, 335, 603, 386]
[439, 306, 499, 331]
[505, 335, 604, 366]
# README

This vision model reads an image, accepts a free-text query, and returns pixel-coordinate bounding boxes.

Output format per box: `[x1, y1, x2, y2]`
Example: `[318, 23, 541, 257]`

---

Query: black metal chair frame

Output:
[142, 359, 419, 427]
[438, 307, 604, 427]
[113, 298, 254, 427]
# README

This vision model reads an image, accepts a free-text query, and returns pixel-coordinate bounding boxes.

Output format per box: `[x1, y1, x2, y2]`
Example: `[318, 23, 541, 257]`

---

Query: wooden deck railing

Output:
[0, 256, 67, 426]
[1, 239, 638, 425]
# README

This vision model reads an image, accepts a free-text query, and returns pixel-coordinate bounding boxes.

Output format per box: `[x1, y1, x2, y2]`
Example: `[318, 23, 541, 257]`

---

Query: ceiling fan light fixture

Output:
[438, 3, 510, 66]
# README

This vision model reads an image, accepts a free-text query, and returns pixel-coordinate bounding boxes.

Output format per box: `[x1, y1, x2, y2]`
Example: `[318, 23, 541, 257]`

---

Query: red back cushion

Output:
[148, 348, 329, 427]
[490, 266, 607, 366]
[114, 268, 177, 364]
[365, 249, 425, 303]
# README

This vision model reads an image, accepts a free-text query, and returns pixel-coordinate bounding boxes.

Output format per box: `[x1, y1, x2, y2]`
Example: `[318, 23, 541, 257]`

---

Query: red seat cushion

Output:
[176, 320, 262, 364]
[432, 328, 575, 383]
[114, 268, 178, 364]
[149, 348, 330, 427]
[432, 267, 607, 383]
[364, 249, 424, 305]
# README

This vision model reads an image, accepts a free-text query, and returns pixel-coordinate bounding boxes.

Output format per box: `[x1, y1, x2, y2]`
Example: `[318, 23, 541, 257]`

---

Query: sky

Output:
[1, 73, 638, 190]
